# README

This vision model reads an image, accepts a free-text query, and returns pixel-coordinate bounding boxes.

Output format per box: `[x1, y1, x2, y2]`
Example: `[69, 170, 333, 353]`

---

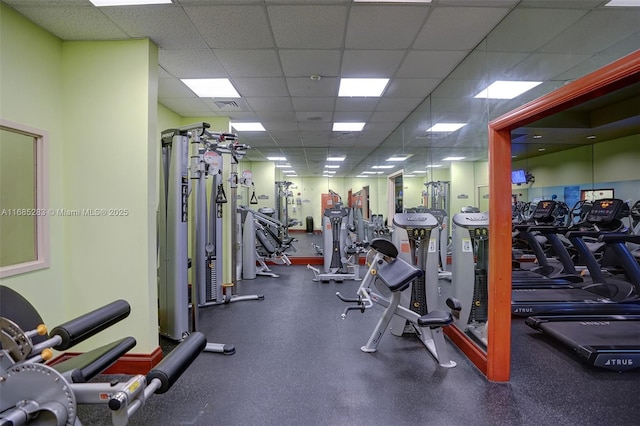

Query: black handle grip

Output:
[147, 332, 206, 394]
[50, 300, 131, 350]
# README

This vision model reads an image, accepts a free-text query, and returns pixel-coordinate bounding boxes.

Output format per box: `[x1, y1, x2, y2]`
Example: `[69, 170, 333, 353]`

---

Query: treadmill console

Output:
[586, 199, 624, 224]
[530, 200, 556, 222]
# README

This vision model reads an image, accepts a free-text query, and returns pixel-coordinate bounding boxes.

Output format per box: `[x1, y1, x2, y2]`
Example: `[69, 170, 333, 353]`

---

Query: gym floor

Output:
[78, 253, 640, 426]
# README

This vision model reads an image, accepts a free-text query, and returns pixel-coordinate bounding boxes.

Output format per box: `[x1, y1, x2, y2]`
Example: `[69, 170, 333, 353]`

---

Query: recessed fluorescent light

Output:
[411, 170, 427, 174]
[442, 157, 465, 161]
[338, 78, 389, 97]
[386, 155, 412, 162]
[474, 81, 542, 100]
[275, 164, 292, 168]
[333, 122, 365, 131]
[605, 0, 640, 6]
[181, 78, 240, 98]
[267, 156, 286, 161]
[361, 171, 378, 175]
[403, 174, 415, 178]
[324, 170, 337, 174]
[231, 122, 265, 131]
[282, 171, 297, 175]
[427, 123, 466, 132]
[372, 165, 395, 169]
[356, 175, 367, 178]
[426, 164, 443, 168]
[322, 175, 333, 178]
[90, 0, 171, 5]
[327, 156, 346, 162]
[283, 173, 297, 177]
[324, 165, 340, 169]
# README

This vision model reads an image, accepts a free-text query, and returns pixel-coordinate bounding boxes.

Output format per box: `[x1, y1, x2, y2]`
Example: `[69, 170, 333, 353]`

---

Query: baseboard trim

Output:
[48, 346, 163, 375]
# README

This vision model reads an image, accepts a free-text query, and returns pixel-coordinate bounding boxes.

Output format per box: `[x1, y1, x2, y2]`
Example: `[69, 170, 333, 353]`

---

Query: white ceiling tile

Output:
[225, 112, 260, 121]
[159, 98, 213, 116]
[287, 77, 338, 97]
[267, 5, 348, 49]
[265, 122, 300, 132]
[256, 112, 297, 122]
[158, 78, 194, 98]
[335, 98, 379, 112]
[233, 78, 289, 97]
[10, 6, 129, 40]
[246, 97, 294, 112]
[396, 50, 469, 78]
[159, 49, 227, 78]
[183, 5, 274, 49]
[414, 7, 510, 51]
[99, 5, 207, 49]
[384, 79, 441, 98]
[370, 111, 409, 123]
[376, 98, 423, 113]
[291, 98, 335, 112]
[279, 50, 341, 77]
[346, 5, 430, 49]
[539, 9, 640, 55]
[341, 50, 406, 77]
[214, 50, 283, 78]
[504, 52, 591, 81]
[486, 8, 587, 52]
[333, 112, 373, 122]
[296, 113, 333, 125]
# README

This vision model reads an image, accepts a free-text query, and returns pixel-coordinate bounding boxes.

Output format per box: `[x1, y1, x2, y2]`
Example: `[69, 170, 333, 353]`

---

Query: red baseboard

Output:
[289, 229, 321, 234]
[48, 346, 163, 375]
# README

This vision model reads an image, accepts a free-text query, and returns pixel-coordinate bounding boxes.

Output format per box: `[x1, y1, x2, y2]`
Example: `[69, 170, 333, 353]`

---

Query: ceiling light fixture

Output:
[231, 122, 265, 131]
[372, 165, 394, 169]
[90, 0, 171, 5]
[181, 78, 241, 98]
[403, 174, 416, 178]
[333, 122, 365, 131]
[324, 165, 340, 169]
[605, 0, 640, 6]
[266, 156, 286, 161]
[327, 156, 346, 162]
[474, 81, 542, 99]
[356, 175, 367, 178]
[426, 164, 443, 168]
[275, 164, 292, 168]
[386, 155, 412, 162]
[338, 78, 389, 97]
[427, 123, 466, 132]
[442, 157, 465, 161]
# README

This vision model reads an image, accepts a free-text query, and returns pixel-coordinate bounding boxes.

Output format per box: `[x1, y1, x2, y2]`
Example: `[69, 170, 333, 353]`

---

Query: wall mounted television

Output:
[511, 169, 527, 184]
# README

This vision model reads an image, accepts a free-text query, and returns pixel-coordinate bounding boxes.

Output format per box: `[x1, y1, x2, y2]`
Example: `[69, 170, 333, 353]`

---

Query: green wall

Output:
[1, 4, 160, 354]
[0, 4, 66, 326]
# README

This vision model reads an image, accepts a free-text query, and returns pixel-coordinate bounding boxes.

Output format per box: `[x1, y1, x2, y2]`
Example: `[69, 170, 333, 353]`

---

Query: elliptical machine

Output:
[307, 190, 361, 282]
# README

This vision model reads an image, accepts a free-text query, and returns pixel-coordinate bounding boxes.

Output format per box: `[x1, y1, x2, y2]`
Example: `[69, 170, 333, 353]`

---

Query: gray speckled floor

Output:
[78, 264, 640, 425]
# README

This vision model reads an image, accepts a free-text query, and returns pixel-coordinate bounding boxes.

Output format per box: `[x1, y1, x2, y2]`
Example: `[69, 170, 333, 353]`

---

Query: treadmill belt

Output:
[538, 320, 640, 348]
[512, 287, 606, 303]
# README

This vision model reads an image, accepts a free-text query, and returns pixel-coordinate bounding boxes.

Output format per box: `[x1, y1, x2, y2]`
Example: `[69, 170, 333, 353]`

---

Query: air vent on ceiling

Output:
[214, 100, 240, 109]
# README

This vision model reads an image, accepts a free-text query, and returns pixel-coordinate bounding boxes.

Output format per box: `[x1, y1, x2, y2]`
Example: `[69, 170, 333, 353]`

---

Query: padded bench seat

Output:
[376, 256, 422, 292]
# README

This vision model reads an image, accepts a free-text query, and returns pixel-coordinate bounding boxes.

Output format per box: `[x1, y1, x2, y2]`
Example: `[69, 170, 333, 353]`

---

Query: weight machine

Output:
[0, 285, 204, 426]
[158, 122, 263, 352]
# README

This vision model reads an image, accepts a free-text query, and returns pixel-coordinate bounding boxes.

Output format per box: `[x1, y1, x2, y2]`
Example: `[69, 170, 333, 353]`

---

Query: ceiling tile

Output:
[291, 98, 336, 112]
[233, 78, 289, 97]
[287, 77, 338, 97]
[267, 5, 348, 49]
[384, 79, 441, 98]
[99, 5, 207, 49]
[279, 50, 341, 77]
[159, 49, 227, 78]
[345, 5, 430, 49]
[183, 5, 274, 49]
[396, 51, 468, 79]
[335, 98, 380, 112]
[247, 97, 294, 112]
[341, 50, 406, 77]
[214, 49, 283, 78]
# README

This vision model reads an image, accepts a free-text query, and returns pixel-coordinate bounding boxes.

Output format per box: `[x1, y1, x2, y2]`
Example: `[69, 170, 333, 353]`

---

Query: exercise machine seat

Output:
[417, 311, 453, 328]
[376, 257, 422, 292]
[370, 238, 399, 258]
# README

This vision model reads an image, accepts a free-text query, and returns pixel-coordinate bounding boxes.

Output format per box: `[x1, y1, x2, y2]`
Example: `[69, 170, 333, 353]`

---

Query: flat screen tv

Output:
[511, 169, 527, 184]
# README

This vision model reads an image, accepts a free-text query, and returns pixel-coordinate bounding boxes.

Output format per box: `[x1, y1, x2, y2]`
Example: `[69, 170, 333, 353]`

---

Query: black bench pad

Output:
[370, 238, 398, 258]
[51, 336, 136, 383]
[376, 257, 422, 292]
[417, 310, 453, 328]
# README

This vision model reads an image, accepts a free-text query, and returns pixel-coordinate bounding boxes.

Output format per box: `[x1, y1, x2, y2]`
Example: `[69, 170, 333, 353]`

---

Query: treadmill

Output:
[512, 200, 584, 287]
[525, 230, 640, 372]
[512, 199, 639, 317]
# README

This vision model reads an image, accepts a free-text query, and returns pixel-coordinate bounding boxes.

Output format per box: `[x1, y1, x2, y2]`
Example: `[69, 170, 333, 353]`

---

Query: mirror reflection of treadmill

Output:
[511, 199, 640, 317]
[525, 227, 640, 372]
[512, 200, 585, 288]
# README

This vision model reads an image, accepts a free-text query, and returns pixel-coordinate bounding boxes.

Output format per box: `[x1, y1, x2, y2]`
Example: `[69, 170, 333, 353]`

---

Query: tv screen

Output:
[511, 169, 527, 184]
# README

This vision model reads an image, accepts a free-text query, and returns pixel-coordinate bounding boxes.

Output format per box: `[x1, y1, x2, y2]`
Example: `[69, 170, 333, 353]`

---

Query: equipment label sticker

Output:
[428, 238, 437, 253]
[462, 238, 472, 252]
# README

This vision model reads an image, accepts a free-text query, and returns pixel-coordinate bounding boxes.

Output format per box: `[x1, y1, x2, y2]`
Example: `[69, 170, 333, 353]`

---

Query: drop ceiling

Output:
[3, 0, 639, 176]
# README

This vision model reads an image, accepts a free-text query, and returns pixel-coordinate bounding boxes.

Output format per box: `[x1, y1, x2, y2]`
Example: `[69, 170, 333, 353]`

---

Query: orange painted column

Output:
[486, 127, 513, 382]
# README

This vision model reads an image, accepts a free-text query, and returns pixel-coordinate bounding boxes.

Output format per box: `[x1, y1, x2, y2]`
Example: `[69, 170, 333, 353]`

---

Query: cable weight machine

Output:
[158, 122, 263, 354]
